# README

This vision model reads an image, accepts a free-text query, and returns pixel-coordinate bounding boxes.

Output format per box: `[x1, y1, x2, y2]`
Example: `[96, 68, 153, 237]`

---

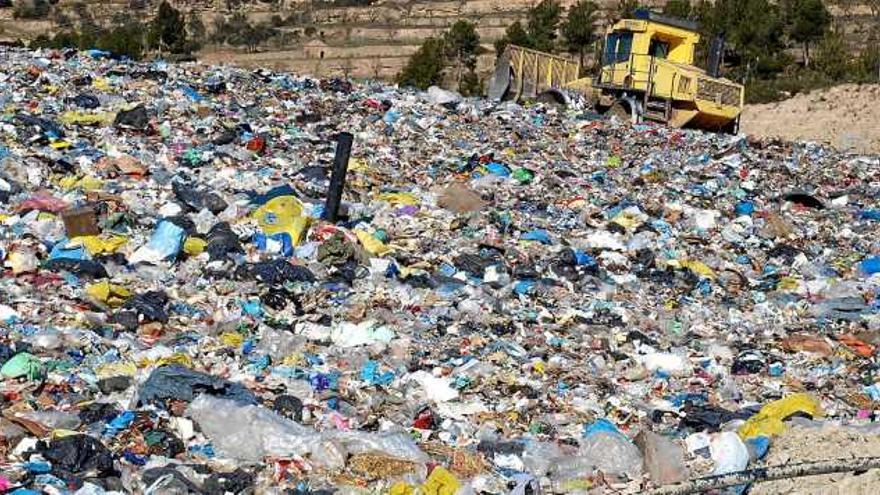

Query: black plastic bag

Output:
[38, 435, 115, 476]
[44, 258, 108, 279]
[114, 105, 149, 130]
[137, 365, 257, 407]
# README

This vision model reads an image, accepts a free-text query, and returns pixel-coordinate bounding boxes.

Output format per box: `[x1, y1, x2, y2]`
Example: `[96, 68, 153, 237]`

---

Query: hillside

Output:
[742, 83, 880, 153]
[2, 0, 876, 81]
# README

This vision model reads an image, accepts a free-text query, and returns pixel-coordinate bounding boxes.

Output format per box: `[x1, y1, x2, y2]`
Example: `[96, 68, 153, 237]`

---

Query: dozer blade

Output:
[488, 52, 512, 102]
[669, 108, 699, 128]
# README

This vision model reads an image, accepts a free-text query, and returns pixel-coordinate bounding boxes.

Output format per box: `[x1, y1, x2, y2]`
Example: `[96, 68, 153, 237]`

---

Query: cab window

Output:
[649, 39, 670, 59]
[604, 31, 633, 65]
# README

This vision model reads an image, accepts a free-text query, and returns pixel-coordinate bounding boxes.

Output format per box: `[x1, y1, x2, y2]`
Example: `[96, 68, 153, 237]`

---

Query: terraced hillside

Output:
[1, 0, 878, 81]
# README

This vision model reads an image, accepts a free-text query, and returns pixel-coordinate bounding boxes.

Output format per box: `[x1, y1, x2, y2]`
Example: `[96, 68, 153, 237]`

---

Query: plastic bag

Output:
[738, 393, 822, 439]
[187, 395, 427, 468]
[252, 195, 309, 246]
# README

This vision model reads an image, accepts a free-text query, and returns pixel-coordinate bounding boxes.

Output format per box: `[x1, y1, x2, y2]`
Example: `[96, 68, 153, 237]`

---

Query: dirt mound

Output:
[751, 425, 880, 495]
[742, 84, 880, 154]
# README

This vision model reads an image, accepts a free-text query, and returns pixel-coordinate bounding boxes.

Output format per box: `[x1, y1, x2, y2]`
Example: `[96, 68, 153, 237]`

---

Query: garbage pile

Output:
[0, 46, 879, 494]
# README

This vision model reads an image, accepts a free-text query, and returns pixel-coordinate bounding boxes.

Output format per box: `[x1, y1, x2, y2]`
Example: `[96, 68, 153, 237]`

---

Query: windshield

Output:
[604, 31, 633, 66]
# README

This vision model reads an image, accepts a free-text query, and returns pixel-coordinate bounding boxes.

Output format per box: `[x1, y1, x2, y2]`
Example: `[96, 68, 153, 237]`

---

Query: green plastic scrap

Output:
[1, 353, 44, 380]
[512, 168, 535, 184]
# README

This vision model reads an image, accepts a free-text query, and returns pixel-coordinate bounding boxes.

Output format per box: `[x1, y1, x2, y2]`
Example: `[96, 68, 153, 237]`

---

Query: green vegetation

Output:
[397, 37, 447, 90]
[444, 20, 481, 91]
[148, 0, 189, 54]
[616, 0, 643, 19]
[562, 0, 599, 70]
[211, 12, 278, 52]
[13, 0, 51, 19]
[495, 0, 562, 54]
[662, 0, 693, 19]
[29, 1, 197, 60]
[494, 21, 530, 56]
[398, 20, 483, 96]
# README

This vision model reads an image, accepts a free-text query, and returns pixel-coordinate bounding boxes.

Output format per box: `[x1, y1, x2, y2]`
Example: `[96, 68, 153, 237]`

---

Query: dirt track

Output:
[742, 84, 880, 154]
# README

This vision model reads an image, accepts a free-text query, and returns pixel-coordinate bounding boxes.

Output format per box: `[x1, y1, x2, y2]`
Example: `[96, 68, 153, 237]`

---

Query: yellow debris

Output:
[348, 157, 369, 172]
[281, 354, 305, 366]
[58, 111, 114, 126]
[59, 175, 104, 191]
[139, 353, 193, 368]
[389, 482, 414, 495]
[50, 429, 81, 439]
[183, 237, 207, 255]
[739, 393, 823, 439]
[219, 332, 245, 347]
[95, 361, 137, 379]
[85, 281, 131, 307]
[70, 235, 127, 256]
[778, 277, 801, 291]
[670, 259, 717, 279]
[354, 229, 393, 256]
[421, 467, 460, 495]
[533, 361, 545, 374]
[92, 77, 111, 91]
[611, 210, 644, 229]
[252, 195, 310, 246]
[376, 192, 419, 206]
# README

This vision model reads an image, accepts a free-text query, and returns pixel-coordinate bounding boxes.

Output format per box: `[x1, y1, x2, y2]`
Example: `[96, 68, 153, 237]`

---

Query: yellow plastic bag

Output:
[85, 281, 131, 308]
[421, 467, 460, 495]
[95, 361, 137, 379]
[612, 211, 644, 229]
[92, 77, 111, 91]
[50, 429, 81, 439]
[58, 111, 114, 126]
[183, 237, 207, 255]
[778, 277, 801, 291]
[389, 482, 414, 495]
[70, 235, 127, 256]
[348, 157, 369, 172]
[354, 229, 393, 256]
[252, 196, 310, 245]
[669, 259, 717, 279]
[219, 332, 245, 347]
[376, 192, 419, 206]
[139, 353, 193, 368]
[739, 393, 822, 439]
[59, 175, 104, 192]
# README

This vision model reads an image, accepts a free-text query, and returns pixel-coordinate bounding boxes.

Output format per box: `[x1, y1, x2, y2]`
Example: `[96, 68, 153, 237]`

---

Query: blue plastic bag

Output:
[861, 256, 880, 276]
[521, 229, 552, 244]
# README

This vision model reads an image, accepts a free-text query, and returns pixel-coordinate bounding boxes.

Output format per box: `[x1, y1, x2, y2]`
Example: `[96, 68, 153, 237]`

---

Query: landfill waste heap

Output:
[0, 46, 879, 495]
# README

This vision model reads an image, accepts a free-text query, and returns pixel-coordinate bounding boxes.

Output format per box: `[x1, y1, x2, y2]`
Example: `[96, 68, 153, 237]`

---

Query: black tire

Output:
[607, 100, 631, 121]
[535, 90, 568, 107]
[720, 115, 741, 134]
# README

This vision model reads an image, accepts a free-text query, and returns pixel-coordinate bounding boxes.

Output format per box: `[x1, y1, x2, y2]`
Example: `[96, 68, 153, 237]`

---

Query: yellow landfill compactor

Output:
[488, 11, 745, 132]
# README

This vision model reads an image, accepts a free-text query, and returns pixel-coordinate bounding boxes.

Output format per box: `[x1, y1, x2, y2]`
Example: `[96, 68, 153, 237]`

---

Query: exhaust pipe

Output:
[707, 34, 724, 78]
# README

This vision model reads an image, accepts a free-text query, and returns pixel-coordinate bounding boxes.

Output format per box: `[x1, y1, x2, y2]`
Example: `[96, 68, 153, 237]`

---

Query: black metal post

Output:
[323, 132, 353, 223]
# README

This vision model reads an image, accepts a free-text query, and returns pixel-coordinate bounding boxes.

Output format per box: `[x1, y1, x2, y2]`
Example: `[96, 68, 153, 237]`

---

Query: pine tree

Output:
[494, 21, 532, 56]
[785, 0, 831, 67]
[444, 21, 480, 90]
[562, 0, 599, 70]
[397, 37, 447, 89]
[527, 0, 562, 52]
[149, 0, 189, 54]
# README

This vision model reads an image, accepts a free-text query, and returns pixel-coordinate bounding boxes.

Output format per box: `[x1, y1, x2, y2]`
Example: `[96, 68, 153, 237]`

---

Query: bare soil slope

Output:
[742, 84, 880, 154]
[750, 425, 880, 495]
